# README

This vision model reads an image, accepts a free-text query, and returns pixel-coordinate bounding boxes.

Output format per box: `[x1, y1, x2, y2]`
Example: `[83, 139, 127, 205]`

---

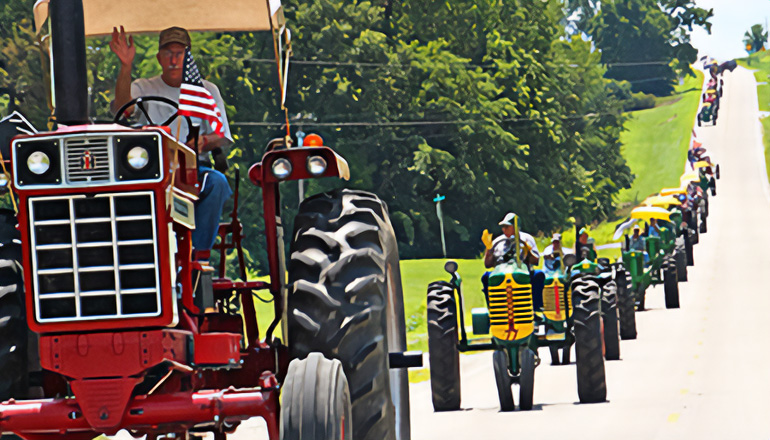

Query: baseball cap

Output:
[551, 233, 561, 242]
[159, 26, 191, 49]
[498, 212, 517, 226]
[633, 224, 641, 231]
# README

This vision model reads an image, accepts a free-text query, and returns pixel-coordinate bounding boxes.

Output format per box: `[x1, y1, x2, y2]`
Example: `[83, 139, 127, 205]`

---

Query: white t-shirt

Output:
[490, 231, 540, 266]
[129, 76, 234, 156]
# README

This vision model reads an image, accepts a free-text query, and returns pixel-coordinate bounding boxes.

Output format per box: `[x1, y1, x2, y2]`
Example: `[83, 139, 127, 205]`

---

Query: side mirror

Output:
[563, 254, 577, 268]
[444, 260, 458, 274]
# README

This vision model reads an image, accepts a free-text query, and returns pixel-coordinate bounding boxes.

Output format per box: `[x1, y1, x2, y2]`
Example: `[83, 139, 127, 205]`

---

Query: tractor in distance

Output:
[619, 206, 681, 311]
[0, 1, 421, 439]
[425, 214, 607, 413]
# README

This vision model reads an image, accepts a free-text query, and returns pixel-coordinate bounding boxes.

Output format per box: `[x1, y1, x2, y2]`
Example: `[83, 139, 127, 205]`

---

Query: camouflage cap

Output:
[159, 26, 191, 49]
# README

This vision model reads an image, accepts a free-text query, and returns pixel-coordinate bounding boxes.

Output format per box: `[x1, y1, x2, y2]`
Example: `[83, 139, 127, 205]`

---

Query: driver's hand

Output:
[481, 229, 493, 250]
[186, 136, 204, 151]
[110, 26, 136, 67]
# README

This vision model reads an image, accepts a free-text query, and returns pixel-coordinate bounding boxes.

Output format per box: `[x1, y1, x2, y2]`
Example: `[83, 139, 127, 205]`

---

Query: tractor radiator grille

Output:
[29, 192, 161, 323]
[487, 275, 534, 341]
[542, 282, 571, 321]
[65, 137, 111, 183]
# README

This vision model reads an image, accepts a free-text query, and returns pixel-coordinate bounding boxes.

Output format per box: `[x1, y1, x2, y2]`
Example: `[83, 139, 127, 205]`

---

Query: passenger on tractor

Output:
[110, 26, 233, 262]
[543, 233, 573, 272]
[481, 212, 545, 310]
[647, 218, 662, 238]
[629, 225, 650, 264]
[575, 227, 597, 260]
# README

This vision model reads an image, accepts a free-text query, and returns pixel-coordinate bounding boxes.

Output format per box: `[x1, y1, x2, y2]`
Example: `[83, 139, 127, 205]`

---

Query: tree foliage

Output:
[744, 24, 768, 54]
[0, 0, 643, 273]
[570, 0, 712, 96]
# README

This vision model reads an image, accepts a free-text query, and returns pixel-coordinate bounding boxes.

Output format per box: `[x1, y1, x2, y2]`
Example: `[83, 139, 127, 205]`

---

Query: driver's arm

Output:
[112, 64, 134, 115]
[484, 248, 495, 268]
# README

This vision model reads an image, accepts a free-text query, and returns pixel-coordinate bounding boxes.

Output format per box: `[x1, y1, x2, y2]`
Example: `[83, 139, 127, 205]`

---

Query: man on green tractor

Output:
[481, 212, 544, 309]
[543, 233, 572, 272]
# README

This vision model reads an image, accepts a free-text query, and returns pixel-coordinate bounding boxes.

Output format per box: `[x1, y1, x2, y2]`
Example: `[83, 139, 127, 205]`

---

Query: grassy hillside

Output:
[616, 71, 703, 206]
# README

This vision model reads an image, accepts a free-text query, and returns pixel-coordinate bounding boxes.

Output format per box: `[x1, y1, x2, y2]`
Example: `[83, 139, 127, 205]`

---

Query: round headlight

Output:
[271, 158, 292, 180]
[27, 151, 50, 175]
[307, 156, 327, 176]
[127, 146, 150, 170]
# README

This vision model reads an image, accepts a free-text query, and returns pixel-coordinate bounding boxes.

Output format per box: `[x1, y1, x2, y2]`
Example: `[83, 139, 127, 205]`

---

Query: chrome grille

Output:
[65, 137, 111, 183]
[29, 192, 161, 323]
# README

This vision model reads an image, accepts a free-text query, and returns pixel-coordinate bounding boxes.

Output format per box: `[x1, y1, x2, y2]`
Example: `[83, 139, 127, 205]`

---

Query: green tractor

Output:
[574, 230, 636, 343]
[426, 216, 607, 412]
[620, 207, 682, 311]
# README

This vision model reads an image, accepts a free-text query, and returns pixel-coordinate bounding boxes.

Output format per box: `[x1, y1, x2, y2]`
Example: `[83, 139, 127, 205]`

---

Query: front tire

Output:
[426, 281, 461, 411]
[518, 349, 535, 411]
[616, 269, 637, 340]
[280, 353, 352, 440]
[572, 275, 607, 403]
[288, 189, 404, 440]
[601, 280, 621, 361]
[492, 349, 514, 411]
[675, 240, 688, 282]
[664, 255, 680, 309]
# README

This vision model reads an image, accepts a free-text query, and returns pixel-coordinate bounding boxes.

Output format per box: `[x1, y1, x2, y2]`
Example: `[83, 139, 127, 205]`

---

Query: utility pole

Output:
[433, 194, 447, 258]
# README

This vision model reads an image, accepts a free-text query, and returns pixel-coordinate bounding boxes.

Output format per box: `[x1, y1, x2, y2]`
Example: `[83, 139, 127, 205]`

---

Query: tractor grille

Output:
[488, 274, 534, 341]
[29, 192, 161, 323]
[542, 282, 571, 322]
[65, 137, 111, 183]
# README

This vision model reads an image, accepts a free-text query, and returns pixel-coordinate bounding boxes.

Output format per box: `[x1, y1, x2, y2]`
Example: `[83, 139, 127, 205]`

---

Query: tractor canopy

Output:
[33, 0, 284, 35]
[630, 206, 671, 222]
[660, 187, 686, 197]
[643, 195, 681, 208]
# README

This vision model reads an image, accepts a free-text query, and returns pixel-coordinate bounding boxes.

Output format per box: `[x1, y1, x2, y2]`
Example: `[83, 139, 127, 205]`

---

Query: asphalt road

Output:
[109, 67, 763, 440]
[407, 66, 769, 439]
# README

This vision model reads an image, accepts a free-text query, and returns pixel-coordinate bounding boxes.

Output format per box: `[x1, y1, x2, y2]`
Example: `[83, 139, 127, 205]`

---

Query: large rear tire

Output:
[572, 275, 607, 403]
[280, 353, 352, 440]
[700, 215, 708, 234]
[288, 189, 405, 440]
[616, 269, 637, 340]
[664, 255, 680, 309]
[518, 349, 535, 411]
[685, 230, 695, 266]
[492, 349, 514, 412]
[426, 281, 461, 411]
[675, 240, 688, 282]
[0, 209, 27, 403]
[600, 280, 620, 361]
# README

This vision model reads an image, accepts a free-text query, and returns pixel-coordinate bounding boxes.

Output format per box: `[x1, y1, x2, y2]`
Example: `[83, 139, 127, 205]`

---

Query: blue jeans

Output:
[193, 167, 232, 251]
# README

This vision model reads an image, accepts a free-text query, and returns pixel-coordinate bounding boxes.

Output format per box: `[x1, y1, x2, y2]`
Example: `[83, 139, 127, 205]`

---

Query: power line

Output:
[219, 56, 674, 69]
[231, 111, 622, 128]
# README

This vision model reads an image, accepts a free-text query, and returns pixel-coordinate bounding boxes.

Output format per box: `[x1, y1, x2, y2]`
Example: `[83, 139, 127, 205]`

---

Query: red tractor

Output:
[0, 1, 419, 439]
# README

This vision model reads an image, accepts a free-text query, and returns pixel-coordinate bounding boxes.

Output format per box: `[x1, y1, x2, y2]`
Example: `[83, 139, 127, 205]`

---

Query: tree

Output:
[744, 24, 767, 54]
[572, 0, 712, 96]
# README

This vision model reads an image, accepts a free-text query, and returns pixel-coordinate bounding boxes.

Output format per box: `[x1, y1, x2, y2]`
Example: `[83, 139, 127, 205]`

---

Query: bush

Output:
[623, 92, 656, 111]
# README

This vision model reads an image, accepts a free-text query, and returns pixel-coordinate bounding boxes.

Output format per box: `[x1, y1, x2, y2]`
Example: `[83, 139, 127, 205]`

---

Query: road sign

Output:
[434, 194, 447, 258]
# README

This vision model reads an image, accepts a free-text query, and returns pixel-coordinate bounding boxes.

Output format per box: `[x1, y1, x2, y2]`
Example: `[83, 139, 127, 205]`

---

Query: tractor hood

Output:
[33, 0, 284, 35]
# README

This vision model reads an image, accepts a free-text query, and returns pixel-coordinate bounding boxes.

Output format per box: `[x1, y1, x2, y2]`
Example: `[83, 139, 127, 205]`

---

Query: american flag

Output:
[178, 47, 224, 137]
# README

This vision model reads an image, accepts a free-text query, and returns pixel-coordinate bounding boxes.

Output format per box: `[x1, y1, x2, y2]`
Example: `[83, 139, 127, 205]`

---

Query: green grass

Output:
[616, 71, 703, 207]
[762, 117, 770, 180]
[738, 51, 770, 111]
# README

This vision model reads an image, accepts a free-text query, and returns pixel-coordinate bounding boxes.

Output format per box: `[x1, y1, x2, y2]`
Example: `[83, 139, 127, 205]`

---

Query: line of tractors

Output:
[425, 145, 720, 412]
[698, 59, 729, 127]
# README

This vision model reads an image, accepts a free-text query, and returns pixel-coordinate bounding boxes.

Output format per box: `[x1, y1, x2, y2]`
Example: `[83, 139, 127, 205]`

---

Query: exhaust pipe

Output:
[50, 0, 89, 125]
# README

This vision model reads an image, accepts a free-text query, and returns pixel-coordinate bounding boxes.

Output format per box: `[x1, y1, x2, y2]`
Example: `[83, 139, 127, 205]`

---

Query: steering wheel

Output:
[113, 95, 194, 136]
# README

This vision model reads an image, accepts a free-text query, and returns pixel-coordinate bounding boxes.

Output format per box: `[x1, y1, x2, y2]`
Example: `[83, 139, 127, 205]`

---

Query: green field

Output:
[616, 71, 703, 206]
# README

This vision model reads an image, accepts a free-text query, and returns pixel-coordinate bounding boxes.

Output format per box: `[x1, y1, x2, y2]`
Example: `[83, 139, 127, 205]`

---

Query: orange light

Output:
[304, 133, 324, 147]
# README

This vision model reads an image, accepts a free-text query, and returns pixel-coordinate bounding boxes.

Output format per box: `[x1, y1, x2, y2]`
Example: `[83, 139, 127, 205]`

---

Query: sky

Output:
[691, 0, 770, 60]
